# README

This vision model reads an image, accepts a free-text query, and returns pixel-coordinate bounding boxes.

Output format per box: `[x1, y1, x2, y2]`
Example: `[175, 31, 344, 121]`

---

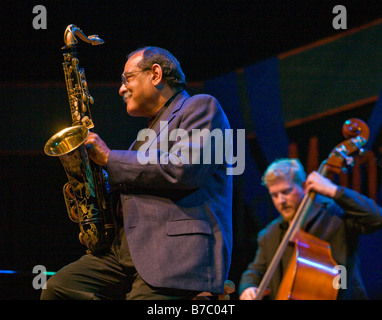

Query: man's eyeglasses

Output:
[121, 70, 144, 86]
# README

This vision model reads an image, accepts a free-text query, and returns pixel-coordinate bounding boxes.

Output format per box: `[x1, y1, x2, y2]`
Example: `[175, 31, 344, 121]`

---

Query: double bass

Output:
[255, 118, 370, 300]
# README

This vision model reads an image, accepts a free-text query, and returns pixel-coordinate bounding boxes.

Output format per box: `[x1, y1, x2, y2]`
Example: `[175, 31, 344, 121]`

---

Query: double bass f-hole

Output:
[255, 118, 369, 300]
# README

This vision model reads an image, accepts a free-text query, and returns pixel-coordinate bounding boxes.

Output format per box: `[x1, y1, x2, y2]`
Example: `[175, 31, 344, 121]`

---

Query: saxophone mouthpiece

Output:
[88, 35, 105, 45]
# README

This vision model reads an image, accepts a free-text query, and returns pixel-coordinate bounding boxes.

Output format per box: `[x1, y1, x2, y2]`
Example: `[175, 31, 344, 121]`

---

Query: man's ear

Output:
[151, 63, 163, 87]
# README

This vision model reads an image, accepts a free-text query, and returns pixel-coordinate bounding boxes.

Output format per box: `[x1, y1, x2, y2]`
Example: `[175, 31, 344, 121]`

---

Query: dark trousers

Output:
[40, 228, 199, 300]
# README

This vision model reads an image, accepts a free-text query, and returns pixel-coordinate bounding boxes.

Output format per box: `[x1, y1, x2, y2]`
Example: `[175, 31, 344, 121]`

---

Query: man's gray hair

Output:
[128, 46, 187, 90]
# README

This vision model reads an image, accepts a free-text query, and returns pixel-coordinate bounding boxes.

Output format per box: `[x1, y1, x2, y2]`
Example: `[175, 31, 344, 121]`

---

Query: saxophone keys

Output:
[82, 116, 90, 124]
[79, 232, 85, 245]
[69, 206, 79, 222]
[74, 111, 81, 121]
[81, 102, 87, 113]
[71, 58, 79, 67]
[64, 183, 75, 200]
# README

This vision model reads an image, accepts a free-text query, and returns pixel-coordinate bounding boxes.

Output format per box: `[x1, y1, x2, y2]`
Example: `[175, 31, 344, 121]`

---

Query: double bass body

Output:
[276, 230, 338, 300]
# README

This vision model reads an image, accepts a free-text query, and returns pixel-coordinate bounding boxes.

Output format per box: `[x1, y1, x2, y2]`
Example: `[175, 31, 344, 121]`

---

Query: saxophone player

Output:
[41, 47, 233, 300]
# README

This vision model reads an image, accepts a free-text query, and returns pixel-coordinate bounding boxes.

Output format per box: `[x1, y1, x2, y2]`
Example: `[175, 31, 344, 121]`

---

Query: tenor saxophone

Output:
[44, 25, 116, 255]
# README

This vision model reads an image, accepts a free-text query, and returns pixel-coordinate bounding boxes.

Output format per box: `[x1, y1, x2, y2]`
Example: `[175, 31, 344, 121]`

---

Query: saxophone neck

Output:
[61, 25, 102, 129]
[62, 24, 104, 49]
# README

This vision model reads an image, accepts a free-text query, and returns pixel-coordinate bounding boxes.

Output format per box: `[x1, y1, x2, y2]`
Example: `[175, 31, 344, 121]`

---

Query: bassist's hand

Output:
[304, 171, 338, 198]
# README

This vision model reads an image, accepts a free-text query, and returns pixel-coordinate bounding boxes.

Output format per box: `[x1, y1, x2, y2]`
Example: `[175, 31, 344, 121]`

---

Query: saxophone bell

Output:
[44, 125, 88, 157]
[44, 125, 115, 255]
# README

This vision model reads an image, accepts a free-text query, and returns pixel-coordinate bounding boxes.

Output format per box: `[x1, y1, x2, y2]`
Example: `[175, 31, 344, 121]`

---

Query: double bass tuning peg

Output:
[345, 156, 354, 166]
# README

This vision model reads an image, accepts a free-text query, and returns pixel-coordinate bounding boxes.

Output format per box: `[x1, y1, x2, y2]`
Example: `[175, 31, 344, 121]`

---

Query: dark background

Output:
[2, 0, 382, 83]
[1, 0, 382, 300]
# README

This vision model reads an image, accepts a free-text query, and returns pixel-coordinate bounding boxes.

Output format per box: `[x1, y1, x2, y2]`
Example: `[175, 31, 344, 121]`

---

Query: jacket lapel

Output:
[131, 90, 190, 151]
[150, 90, 189, 134]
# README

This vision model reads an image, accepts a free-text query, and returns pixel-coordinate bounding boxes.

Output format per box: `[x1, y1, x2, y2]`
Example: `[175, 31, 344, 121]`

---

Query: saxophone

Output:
[44, 25, 116, 255]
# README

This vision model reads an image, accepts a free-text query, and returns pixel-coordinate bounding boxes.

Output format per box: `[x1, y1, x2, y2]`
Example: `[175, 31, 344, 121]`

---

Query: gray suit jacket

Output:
[106, 90, 233, 293]
[239, 187, 382, 299]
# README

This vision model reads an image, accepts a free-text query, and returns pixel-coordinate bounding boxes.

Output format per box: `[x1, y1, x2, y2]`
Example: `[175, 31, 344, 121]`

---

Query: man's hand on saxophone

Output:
[84, 132, 110, 167]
